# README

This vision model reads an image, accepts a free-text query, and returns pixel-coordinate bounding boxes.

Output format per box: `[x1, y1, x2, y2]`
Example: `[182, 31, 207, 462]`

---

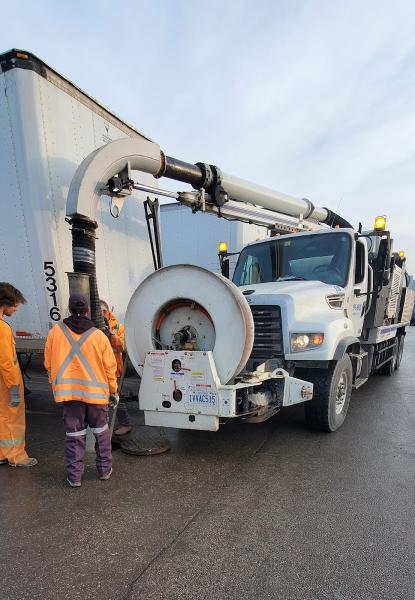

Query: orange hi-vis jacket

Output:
[0, 317, 29, 464]
[44, 323, 117, 404]
[107, 311, 125, 378]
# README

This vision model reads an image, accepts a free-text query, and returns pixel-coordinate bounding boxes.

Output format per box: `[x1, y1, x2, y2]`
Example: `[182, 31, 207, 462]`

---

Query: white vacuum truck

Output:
[66, 137, 415, 433]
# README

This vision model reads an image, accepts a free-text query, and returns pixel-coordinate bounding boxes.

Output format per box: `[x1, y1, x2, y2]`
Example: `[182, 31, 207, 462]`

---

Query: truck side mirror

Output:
[221, 258, 230, 279]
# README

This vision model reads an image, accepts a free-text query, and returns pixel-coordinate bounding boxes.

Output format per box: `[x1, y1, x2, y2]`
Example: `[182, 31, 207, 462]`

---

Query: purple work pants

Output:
[62, 401, 112, 482]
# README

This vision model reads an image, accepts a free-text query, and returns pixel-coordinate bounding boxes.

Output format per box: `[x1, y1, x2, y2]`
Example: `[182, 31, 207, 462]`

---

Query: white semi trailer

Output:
[0, 49, 155, 351]
[64, 136, 415, 433]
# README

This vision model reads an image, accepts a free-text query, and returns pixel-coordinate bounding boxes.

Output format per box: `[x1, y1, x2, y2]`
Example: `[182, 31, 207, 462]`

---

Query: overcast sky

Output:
[2, 0, 415, 269]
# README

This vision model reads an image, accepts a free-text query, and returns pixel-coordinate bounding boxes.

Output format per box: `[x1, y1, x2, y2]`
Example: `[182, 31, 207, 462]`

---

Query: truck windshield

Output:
[233, 232, 351, 288]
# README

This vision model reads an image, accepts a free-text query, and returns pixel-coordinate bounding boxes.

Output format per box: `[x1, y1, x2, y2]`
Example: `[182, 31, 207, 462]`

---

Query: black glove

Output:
[109, 393, 120, 408]
[102, 319, 110, 338]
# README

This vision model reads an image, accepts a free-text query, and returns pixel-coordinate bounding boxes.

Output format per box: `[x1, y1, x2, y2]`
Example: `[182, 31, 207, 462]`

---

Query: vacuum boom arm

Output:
[66, 138, 352, 229]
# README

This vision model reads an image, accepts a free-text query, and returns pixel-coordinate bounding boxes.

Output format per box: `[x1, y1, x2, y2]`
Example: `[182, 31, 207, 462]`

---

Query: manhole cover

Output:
[116, 426, 171, 456]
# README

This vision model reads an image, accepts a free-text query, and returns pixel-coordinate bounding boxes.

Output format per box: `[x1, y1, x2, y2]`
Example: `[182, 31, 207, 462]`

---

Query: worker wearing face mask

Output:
[44, 293, 117, 487]
[0, 282, 37, 467]
[100, 300, 132, 436]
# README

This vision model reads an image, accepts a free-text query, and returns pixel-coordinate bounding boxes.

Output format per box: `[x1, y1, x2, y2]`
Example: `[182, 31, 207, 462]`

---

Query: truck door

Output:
[346, 238, 369, 337]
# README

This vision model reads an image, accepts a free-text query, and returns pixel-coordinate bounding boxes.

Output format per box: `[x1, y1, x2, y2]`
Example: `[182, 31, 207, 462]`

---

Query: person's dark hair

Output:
[100, 299, 109, 311]
[0, 282, 27, 307]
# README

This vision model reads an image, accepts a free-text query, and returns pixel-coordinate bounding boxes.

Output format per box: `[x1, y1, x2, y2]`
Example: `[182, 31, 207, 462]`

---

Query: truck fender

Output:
[333, 336, 360, 361]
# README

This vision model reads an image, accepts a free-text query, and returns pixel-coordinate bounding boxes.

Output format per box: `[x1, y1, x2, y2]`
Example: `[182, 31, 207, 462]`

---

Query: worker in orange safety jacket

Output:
[0, 282, 37, 467]
[45, 293, 117, 487]
[100, 300, 125, 377]
[100, 300, 132, 436]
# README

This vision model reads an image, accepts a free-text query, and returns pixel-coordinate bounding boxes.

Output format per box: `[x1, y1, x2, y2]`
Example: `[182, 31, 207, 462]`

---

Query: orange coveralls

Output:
[0, 318, 29, 464]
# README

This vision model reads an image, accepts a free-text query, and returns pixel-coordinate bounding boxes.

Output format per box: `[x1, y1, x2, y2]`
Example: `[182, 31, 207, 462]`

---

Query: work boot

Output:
[99, 467, 112, 481]
[9, 457, 38, 467]
[67, 478, 82, 488]
[114, 426, 132, 436]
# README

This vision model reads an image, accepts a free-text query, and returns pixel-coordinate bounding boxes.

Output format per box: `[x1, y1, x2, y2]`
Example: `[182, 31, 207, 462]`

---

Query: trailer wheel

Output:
[304, 355, 353, 432]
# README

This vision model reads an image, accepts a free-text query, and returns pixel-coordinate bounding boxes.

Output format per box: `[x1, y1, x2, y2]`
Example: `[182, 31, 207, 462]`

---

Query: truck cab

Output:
[233, 228, 368, 367]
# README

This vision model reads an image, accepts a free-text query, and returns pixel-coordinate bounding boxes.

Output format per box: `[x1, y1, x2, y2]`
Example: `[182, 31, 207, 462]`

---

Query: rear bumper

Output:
[140, 351, 313, 431]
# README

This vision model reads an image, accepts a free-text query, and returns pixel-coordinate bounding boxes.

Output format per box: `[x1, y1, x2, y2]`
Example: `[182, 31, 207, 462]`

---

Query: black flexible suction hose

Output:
[321, 208, 353, 229]
[68, 215, 106, 330]
[162, 156, 203, 186]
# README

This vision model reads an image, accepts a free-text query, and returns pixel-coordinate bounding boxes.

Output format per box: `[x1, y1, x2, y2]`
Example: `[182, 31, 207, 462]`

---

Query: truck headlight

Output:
[290, 333, 324, 352]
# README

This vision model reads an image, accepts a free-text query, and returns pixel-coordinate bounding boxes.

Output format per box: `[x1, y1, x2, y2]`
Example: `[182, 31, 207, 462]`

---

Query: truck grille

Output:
[249, 305, 283, 359]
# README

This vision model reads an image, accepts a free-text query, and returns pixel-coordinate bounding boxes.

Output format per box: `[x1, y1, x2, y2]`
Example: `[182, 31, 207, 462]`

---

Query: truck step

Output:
[350, 351, 369, 381]
[353, 376, 368, 390]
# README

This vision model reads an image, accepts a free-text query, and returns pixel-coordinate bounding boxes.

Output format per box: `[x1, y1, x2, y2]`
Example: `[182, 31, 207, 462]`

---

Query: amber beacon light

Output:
[374, 215, 387, 231]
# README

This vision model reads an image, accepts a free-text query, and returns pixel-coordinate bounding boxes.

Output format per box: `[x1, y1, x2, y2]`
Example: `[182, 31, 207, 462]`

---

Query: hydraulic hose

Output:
[68, 215, 105, 330]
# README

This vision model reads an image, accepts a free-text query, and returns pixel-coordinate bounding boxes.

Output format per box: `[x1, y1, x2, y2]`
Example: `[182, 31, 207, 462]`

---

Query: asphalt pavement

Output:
[1, 330, 414, 600]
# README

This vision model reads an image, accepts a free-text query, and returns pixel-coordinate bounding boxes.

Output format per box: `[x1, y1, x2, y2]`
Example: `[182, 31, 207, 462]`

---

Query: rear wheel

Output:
[304, 355, 353, 432]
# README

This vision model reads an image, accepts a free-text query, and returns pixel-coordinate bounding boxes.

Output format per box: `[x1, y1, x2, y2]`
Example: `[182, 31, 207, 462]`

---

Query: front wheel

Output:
[304, 355, 353, 432]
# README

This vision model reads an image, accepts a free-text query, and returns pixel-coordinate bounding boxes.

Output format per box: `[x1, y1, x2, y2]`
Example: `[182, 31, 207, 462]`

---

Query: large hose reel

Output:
[125, 265, 255, 384]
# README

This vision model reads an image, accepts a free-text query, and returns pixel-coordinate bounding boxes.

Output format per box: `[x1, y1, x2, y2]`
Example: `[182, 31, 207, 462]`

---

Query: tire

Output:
[304, 355, 353, 432]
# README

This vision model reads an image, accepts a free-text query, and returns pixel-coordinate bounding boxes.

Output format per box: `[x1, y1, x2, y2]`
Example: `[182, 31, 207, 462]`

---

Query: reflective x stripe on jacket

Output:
[50, 325, 111, 404]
